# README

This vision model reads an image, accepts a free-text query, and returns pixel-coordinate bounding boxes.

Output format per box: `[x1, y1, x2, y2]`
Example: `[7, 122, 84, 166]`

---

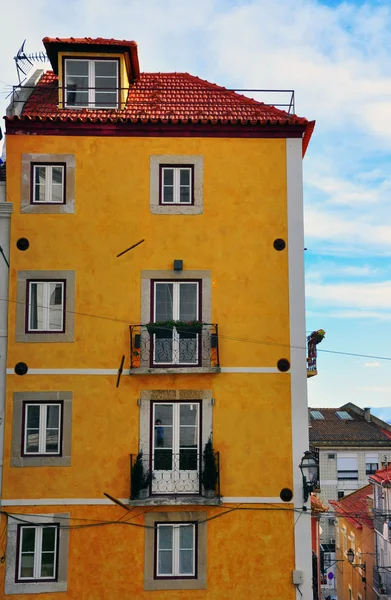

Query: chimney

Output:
[364, 407, 371, 422]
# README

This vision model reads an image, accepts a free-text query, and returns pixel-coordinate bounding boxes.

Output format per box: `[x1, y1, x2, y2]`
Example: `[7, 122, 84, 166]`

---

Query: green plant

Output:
[201, 437, 218, 492]
[131, 451, 153, 498]
[146, 319, 205, 328]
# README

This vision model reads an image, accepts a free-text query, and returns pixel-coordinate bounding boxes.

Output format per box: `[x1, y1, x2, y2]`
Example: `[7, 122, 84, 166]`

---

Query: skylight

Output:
[335, 411, 353, 420]
[310, 410, 324, 420]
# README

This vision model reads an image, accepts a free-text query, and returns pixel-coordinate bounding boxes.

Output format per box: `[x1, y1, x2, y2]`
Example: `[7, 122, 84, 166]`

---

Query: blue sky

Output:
[1, 0, 391, 418]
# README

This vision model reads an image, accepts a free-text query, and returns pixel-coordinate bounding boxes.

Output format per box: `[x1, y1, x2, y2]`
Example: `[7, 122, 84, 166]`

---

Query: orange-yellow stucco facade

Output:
[0, 39, 313, 599]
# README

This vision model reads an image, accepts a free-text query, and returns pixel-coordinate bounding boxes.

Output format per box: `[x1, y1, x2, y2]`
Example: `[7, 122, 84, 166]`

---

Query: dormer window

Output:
[64, 59, 119, 109]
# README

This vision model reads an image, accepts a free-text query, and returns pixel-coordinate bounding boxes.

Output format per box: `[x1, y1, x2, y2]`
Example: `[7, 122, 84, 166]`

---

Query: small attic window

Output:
[64, 58, 119, 109]
[310, 410, 324, 420]
[335, 411, 353, 420]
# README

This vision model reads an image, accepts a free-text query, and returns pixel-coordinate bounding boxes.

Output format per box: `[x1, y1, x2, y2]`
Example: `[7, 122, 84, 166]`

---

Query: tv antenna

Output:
[14, 40, 48, 85]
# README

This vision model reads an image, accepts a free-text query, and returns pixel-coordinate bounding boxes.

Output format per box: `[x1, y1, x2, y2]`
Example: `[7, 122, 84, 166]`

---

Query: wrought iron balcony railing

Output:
[374, 566, 391, 596]
[129, 324, 220, 371]
[130, 451, 220, 500]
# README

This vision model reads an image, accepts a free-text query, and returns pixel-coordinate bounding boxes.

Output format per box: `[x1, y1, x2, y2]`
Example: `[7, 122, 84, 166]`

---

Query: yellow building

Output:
[0, 37, 315, 598]
[331, 485, 376, 600]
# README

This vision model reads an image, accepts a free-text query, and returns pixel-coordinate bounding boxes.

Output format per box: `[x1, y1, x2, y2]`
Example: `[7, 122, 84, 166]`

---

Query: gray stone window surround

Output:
[11, 391, 72, 467]
[144, 510, 207, 590]
[16, 270, 75, 343]
[135, 269, 215, 374]
[21, 153, 75, 214]
[5, 512, 69, 595]
[150, 155, 203, 214]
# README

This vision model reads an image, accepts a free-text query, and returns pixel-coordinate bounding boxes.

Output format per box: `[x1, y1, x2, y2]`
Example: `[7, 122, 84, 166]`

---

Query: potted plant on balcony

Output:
[131, 451, 153, 500]
[174, 320, 204, 335]
[201, 436, 218, 499]
[145, 320, 175, 338]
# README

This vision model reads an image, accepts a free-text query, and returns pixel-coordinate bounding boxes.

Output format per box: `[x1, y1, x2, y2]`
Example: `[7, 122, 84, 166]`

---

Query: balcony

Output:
[374, 512, 391, 538]
[129, 452, 221, 505]
[373, 566, 391, 596]
[129, 324, 220, 374]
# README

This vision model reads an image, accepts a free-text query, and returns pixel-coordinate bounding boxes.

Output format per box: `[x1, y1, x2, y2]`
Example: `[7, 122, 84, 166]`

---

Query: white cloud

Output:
[363, 361, 381, 368]
[307, 280, 391, 310]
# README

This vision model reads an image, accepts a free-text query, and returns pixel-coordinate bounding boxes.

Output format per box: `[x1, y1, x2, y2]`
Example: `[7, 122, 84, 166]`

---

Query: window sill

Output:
[129, 366, 221, 376]
[130, 495, 221, 507]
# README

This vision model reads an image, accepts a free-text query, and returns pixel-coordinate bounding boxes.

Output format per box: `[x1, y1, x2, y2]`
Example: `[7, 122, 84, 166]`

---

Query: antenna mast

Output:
[14, 40, 48, 85]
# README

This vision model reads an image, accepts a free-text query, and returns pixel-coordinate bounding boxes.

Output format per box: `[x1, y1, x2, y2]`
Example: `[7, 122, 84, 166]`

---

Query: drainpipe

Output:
[0, 176, 13, 505]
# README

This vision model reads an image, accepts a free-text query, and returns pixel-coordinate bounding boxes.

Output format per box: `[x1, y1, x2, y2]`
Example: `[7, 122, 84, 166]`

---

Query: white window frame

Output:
[156, 523, 196, 578]
[18, 525, 58, 581]
[64, 59, 119, 109]
[152, 402, 201, 495]
[23, 403, 62, 456]
[161, 167, 193, 205]
[152, 281, 200, 366]
[27, 280, 65, 333]
[32, 165, 64, 204]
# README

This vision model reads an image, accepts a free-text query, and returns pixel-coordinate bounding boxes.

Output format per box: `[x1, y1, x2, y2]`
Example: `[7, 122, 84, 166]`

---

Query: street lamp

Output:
[347, 549, 366, 571]
[299, 450, 318, 502]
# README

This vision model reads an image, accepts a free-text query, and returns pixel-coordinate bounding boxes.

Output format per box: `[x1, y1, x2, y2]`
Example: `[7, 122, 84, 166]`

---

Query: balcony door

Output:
[152, 402, 200, 495]
[152, 281, 200, 366]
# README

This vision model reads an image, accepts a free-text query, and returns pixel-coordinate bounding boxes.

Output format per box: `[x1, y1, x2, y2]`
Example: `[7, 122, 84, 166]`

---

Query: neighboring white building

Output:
[370, 468, 391, 597]
[309, 403, 391, 544]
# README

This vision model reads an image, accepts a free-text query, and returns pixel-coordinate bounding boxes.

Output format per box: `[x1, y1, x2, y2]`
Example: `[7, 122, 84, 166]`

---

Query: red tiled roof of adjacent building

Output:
[11, 71, 314, 155]
[369, 467, 391, 486]
[330, 485, 373, 530]
[309, 405, 391, 445]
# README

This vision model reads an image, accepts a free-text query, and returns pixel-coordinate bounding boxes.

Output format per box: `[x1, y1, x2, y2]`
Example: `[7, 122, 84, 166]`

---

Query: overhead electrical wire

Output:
[0, 295, 389, 363]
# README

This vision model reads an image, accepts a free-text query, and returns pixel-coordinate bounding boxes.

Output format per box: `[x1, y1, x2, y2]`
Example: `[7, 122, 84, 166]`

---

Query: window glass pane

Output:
[46, 405, 59, 429]
[27, 404, 40, 429]
[179, 187, 190, 204]
[154, 425, 172, 450]
[155, 405, 173, 426]
[94, 92, 118, 107]
[179, 338, 197, 364]
[179, 283, 198, 321]
[48, 283, 63, 330]
[66, 90, 89, 107]
[179, 448, 197, 470]
[20, 554, 34, 578]
[95, 77, 117, 90]
[66, 60, 88, 75]
[34, 167, 46, 202]
[180, 404, 198, 426]
[180, 525, 194, 549]
[179, 549, 194, 574]
[163, 187, 174, 203]
[158, 550, 173, 575]
[180, 426, 198, 448]
[163, 169, 174, 185]
[40, 552, 55, 578]
[42, 527, 56, 551]
[26, 431, 39, 453]
[51, 185, 63, 203]
[29, 282, 44, 330]
[180, 169, 190, 185]
[21, 528, 36, 552]
[51, 167, 63, 185]
[158, 526, 173, 550]
[94, 61, 117, 76]
[155, 283, 173, 321]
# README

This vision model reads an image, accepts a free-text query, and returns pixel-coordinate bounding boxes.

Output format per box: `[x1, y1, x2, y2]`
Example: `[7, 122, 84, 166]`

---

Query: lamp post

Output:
[299, 450, 319, 502]
[347, 549, 366, 571]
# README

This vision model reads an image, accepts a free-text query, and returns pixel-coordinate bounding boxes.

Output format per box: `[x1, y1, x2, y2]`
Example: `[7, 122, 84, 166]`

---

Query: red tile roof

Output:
[13, 70, 314, 155]
[369, 467, 391, 486]
[330, 485, 373, 530]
